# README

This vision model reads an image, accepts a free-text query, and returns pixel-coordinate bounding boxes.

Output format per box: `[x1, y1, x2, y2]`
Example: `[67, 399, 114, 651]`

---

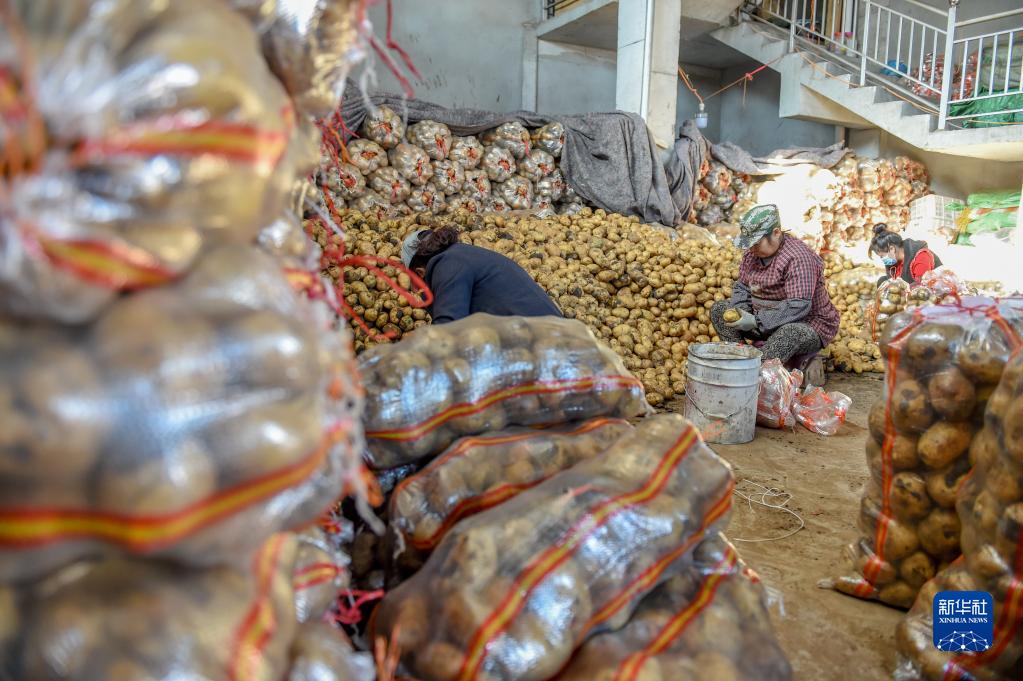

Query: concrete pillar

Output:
[522, 25, 540, 112]
[615, 0, 682, 149]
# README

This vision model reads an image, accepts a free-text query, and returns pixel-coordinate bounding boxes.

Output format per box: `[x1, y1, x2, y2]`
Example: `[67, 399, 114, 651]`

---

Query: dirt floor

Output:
[672, 373, 905, 680]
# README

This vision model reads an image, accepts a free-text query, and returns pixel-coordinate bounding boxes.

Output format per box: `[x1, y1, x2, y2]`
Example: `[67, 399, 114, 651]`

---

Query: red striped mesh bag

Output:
[829, 298, 1023, 608]
[0, 246, 354, 583]
[555, 533, 791, 681]
[4, 533, 298, 681]
[0, 0, 306, 324]
[387, 418, 634, 571]
[359, 313, 649, 469]
[370, 414, 734, 681]
[293, 528, 350, 625]
[895, 349, 1023, 681]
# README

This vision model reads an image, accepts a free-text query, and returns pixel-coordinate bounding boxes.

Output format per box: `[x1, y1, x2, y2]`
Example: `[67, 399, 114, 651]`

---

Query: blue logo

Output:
[933, 591, 993, 652]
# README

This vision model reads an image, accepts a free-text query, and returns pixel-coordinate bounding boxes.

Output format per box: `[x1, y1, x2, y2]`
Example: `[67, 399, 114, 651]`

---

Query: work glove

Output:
[726, 308, 758, 332]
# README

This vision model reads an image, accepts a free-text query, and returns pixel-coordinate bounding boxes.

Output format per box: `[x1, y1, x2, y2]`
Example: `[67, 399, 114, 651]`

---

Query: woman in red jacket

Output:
[870, 223, 943, 286]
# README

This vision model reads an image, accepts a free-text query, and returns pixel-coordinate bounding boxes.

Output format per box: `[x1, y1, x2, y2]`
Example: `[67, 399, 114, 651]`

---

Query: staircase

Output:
[712, 2, 1023, 161]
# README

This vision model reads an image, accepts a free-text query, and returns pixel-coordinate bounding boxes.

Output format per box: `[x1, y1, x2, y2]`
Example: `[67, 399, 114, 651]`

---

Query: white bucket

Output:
[684, 343, 762, 445]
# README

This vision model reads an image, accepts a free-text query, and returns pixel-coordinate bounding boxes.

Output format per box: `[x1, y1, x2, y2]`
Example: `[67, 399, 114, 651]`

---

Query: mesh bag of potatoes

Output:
[256, 0, 361, 119]
[369, 414, 735, 681]
[389, 418, 634, 553]
[829, 298, 1023, 608]
[556, 533, 791, 681]
[286, 622, 375, 681]
[895, 349, 1023, 681]
[359, 313, 649, 469]
[3, 533, 298, 681]
[293, 527, 351, 624]
[0, 0, 308, 325]
[0, 245, 353, 584]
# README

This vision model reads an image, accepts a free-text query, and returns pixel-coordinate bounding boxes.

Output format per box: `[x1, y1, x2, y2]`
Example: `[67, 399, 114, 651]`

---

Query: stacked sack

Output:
[728, 154, 931, 251]
[0, 1, 372, 678]
[692, 160, 752, 227]
[895, 346, 1023, 680]
[829, 298, 1023, 608]
[317, 106, 582, 218]
[823, 253, 885, 373]
[369, 414, 783, 681]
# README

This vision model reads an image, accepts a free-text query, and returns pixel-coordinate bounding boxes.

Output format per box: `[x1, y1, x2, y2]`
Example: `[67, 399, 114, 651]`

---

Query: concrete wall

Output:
[848, 129, 1023, 198]
[717, 63, 840, 156]
[536, 41, 618, 115]
[365, 0, 538, 111]
[676, 73, 724, 142]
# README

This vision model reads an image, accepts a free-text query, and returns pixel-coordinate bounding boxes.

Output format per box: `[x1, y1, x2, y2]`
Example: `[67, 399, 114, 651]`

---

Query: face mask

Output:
[882, 257, 897, 267]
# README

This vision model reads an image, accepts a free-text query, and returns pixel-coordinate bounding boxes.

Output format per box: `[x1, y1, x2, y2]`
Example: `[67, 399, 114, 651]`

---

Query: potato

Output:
[722, 308, 741, 323]
[924, 462, 971, 509]
[899, 552, 936, 588]
[927, 367, 976, 421]
[917, 422, 972, 469]
[891, 379, 934, 434]
[917, 509, 961, 559]
[890, 472, 931, 521]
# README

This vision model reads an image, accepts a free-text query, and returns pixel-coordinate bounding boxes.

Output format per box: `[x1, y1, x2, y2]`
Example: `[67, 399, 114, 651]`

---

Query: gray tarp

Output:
[666, 120, 849, 221]
[339, 83, 682, 225]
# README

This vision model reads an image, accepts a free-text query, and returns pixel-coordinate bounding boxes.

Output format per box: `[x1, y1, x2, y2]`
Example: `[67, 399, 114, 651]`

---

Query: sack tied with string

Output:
[829, 298, 1023, 608]
[895, 348, 1023, 681]
[555, 533, 791, 681]
[0, 246, 355, 584]
[370, 414, 735, 681]
[359, 313, 649, 469]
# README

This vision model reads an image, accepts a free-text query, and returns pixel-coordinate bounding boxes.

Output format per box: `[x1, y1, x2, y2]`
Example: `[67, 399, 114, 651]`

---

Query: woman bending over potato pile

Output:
[711, 204, 840, 387]
[401, 225, 562, 324]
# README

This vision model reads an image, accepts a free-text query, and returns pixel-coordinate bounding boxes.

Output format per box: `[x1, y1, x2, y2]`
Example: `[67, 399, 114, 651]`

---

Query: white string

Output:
[730, 479, 805, 543]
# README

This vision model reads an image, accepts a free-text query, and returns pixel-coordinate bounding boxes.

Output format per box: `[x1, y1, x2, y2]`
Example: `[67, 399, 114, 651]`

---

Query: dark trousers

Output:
[710, 300, 822, 364]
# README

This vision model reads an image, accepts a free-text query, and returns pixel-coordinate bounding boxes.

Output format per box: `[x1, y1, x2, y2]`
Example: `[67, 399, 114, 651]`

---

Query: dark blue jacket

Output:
[425, 243, 562, 324]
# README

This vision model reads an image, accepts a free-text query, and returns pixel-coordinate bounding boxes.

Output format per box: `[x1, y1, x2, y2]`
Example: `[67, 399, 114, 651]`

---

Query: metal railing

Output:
[544, 0, 583, 20]
[748, 0, 1023, 129]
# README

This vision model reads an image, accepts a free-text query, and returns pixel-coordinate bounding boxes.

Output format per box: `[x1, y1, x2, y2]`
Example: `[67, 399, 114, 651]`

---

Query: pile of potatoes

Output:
[822, 253, 885, 374]
[312, 209, 737, 406]
[832, 300, 1023, 608]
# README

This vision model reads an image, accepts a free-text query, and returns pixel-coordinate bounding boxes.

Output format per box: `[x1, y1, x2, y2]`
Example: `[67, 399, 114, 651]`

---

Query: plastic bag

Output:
[702, 162, 733, 194]
[433, 159, 466, 196]
[0, 246, 354, 583]
[389, 418, 634, 554]
[516, 152, 543, 183]
[486, 196, 512, 213]
[757, 359, 803, 429]
[352, 190, 393, 220]
[6, 533, 298, 681]
[407, 120, 453, 161]
[323, 162, 367, 200]
[492, 121, 531, 159]
[698, 205, 726, 226]
[294, 528, 350, 624]
[533, 121, 565, 157]
[450, 136, 485, 170]
[482, 145, 516, 183]
[830, 298, 1023, 608]
[556, 533, 791, 681]
[348, 139, 389, 174]
[895, 352, 1023, 680]
[370, 414, 735, 681]
[447, 195, 483, 215]
[361, 106, 405, 149]
[388, 143, 434, 187]
[287, 623, 376, 681]
[496, 176, 534, 210]
[408, 184, 448, 214]
[793, 387, 852, 436]
[0, 0, 298, 324]
[529, 149, 557, 178]
[368, 167, 411, 205]
[462, 169, 492, 202]
[259, 0, 361, 118]
[359, 313, 649, 469]
[920, 267, 967, 304]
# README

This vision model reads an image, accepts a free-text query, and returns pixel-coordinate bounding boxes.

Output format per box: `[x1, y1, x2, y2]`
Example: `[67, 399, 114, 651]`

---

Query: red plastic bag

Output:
[757, 359, 803, 429]
[792, 387, 851, 436]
